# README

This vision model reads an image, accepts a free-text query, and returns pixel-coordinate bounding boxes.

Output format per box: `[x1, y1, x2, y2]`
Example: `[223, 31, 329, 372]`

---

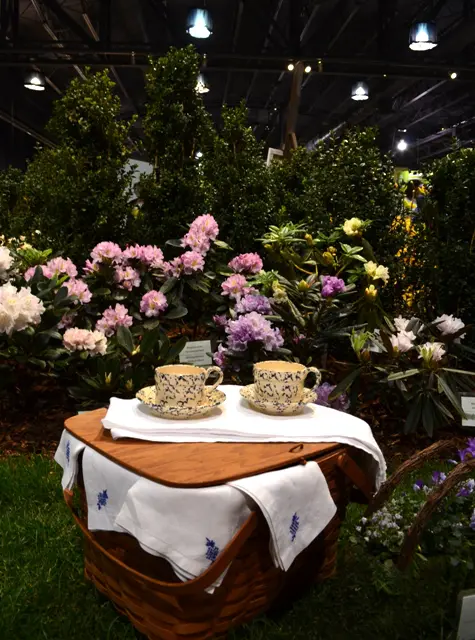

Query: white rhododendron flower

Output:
[418, 341, 446, 364]
[63, 328, 107, 356]
[0, 246, 13, 279]
[435, 314, 465, 339]
[390, 330, 416, 353]
[0, 283, 45, 335]
[343, 217, 363, 236]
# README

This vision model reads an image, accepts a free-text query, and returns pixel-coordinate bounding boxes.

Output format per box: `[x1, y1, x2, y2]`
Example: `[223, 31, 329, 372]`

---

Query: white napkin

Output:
[103, 386, 386, 489]
[229, 461, 336, 571]
[54, 430, 86, 490]
[82, 447, 141, 533]
[114, 477, 252, 588]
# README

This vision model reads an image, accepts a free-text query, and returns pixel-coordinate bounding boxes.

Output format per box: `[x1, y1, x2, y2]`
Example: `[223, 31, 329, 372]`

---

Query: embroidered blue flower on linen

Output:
[97, 490, 109, 510]
[65, 440, 71, 465]
[205, 538, 220, 562]
[289, 513, 300, 542]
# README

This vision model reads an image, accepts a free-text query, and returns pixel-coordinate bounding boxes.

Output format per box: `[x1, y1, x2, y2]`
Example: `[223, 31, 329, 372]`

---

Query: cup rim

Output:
[156, 364, 205, 376]
[254, 360, 306, 373]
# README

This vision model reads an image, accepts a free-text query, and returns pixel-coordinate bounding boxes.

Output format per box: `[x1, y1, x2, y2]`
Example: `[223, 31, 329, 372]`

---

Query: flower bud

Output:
[365, 284, 378, 300]
[298, 280, 310, 291]
[305, 233, 313, 246]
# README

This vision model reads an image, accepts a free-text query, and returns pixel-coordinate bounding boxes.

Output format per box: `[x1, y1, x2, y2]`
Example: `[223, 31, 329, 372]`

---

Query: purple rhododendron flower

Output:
[213, 314, 228, 328]
[226, 312, 283, 352]
[313, 382, 350, 413]
[213, 344, 228, 368]
[321, 275, 345, 298]
[235, 294, 272, 315]
[413, 480, 424, 491]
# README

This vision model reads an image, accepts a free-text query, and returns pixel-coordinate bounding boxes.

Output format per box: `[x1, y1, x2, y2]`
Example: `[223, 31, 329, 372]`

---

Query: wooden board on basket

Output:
[64, 409, 343, 488]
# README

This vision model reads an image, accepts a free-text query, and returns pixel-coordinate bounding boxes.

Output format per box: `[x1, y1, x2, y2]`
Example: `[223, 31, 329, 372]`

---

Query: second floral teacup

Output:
[253, 360, 321, 404]
[155, 364, 223, 409]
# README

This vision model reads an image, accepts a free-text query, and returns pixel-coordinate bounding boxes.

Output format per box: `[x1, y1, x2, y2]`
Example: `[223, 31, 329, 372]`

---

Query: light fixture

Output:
[196, 151, 203, 159]
[186, 8, 212, 39]
[195, 73, 210, 94]
[409, 22, 438, 51]
[397, 139, 408, 152]
[450, 71, 458, 80]
[287, 62, 295, 71]
[351, 81, 369, 101]
[304, 65, 312, 73]
[24, 70, 45, 91]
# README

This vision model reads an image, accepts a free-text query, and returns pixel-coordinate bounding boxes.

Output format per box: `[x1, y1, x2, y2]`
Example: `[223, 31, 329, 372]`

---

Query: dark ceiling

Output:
[1, 0, 475, 169]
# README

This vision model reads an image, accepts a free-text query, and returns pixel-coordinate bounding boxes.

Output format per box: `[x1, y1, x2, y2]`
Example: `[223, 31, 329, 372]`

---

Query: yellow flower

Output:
[374, 264, 389, 284]
[365, 284, 378, 300]
[364, 261, 378, 277]
[298, 280, 310, 292]
[328, 246, 337, 255]
[105, 373, 112, 385]
[272, 281, 288, 302]
[343, 217, 363, 237]
[305, 233, 313, 246]
[322, 251, 334, 265]
[125, 380, 134, 391]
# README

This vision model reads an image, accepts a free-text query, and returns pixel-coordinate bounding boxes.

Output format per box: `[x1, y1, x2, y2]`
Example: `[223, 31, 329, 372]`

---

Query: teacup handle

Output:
[306, 367, 322, 388]
[205, 366, 224, 392]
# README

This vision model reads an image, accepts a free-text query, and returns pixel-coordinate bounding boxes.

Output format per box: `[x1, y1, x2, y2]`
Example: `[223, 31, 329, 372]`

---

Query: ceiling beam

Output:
[222, 0, 244, 105]
[0, 109, 55, 147]
[41, 0, 95, 44]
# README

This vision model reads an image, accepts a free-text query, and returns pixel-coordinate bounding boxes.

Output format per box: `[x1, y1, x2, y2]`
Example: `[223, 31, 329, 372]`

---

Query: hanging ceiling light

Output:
[351, 81, 369, 101]
[24, 70, 46, 91]
[287, 62, 295, 71]
[195, 73, 210, 94]
[397, 139, 408, 152]
[186, 8, 212, 39]
[450, 71, 458, 80]
[409, 22, 438, 51]
[304, 65, 312, 73]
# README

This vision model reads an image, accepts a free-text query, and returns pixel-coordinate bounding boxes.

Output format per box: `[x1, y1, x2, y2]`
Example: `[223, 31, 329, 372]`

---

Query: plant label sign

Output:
[457, 590, 475, 639]
[179, 340, 212, 367]
[461, 395, 475, 427]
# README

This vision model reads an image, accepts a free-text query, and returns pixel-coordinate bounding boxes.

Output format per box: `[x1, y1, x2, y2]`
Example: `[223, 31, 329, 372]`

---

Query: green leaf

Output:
[387, 369, 420, 381]
[38, 328, 62, 341]
[94, 287, 111, 296]
[160, 277, 178, 295]
[437, 374, 464, 416]
[28, 357, 47, 369]
[421, 397, 435, 437]
[165, 336, 188, 364]
[441, 368, 475, 376]
[54, 285, 69, 305]
[165, 238, 183, 247]
[116, 326, 134, 354]
[140, 328, 160, 355]
[329, 368, 362, 400]
[144, 319, 161, 331]
[404, 396, 422, 434]
[163, 305, 188, 320]
[213, 240, 232, 250]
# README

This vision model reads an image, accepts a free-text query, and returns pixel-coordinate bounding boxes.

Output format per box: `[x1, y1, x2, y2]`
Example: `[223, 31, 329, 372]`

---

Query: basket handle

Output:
[365, 440, 455, 518]
[64, 488, 258, 595]
[398, 457, 475, 570]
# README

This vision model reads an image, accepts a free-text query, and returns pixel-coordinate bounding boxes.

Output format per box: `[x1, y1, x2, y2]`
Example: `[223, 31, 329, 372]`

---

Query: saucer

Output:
[136, 386, 226, 419]
[240, 384, 316, 416]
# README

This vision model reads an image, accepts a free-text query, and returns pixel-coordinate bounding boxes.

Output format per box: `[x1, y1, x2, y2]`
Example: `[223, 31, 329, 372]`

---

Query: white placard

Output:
[179, 340, 212, 366]
[458, 591, 475, 640]
[461, 396, 475, 427]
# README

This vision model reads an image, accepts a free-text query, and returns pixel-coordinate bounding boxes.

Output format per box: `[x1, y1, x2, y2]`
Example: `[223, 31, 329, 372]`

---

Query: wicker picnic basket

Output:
[63, 409, 374, 640]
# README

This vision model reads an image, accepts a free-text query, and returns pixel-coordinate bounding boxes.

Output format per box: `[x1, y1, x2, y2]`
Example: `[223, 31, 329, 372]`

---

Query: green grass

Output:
[0, 456, 472, 640]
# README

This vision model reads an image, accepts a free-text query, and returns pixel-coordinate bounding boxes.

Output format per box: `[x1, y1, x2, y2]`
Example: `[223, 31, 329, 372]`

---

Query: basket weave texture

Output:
[65, 446, 357, 640]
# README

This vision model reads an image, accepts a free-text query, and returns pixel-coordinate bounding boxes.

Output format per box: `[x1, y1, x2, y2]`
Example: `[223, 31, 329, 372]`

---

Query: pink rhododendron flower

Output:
[140, 290, 168, 317]
[221, 274, 252, 300]
[228, 253, 263, 274]
[65, 279, 92, 304]
[114, 265, 141, 290]
[96, 303, 133, 337]
[163, 257, 183, 278]
[181, 230, 211, 254]
[46, 257, 77, 278]
[191, 214, 219, 240]
[83, 259, 100, 275]
[139, 245, 164, 267]
[181, 214, 219, 255]
[181, 251, 205, 274]
[63, 328, 107, 355]
[90, 241, 122, 263]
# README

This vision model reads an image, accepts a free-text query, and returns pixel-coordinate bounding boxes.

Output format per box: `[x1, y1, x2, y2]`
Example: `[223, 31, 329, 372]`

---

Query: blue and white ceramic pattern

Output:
[240, 383, 316, 416]
[154, 364, 223, 409]
[136, 385, 226, 419]
[253, 360, 321, 404]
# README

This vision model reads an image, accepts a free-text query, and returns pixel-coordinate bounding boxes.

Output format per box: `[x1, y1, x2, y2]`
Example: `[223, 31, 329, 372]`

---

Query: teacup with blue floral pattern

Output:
[253, 360, 321, 404]
[155, 364, 223, 409]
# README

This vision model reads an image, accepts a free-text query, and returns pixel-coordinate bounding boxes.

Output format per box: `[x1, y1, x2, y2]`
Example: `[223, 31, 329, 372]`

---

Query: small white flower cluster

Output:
[63, 328, 107, 356]
[0, 246, 13, 280]
[0, 282, 45, 336]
